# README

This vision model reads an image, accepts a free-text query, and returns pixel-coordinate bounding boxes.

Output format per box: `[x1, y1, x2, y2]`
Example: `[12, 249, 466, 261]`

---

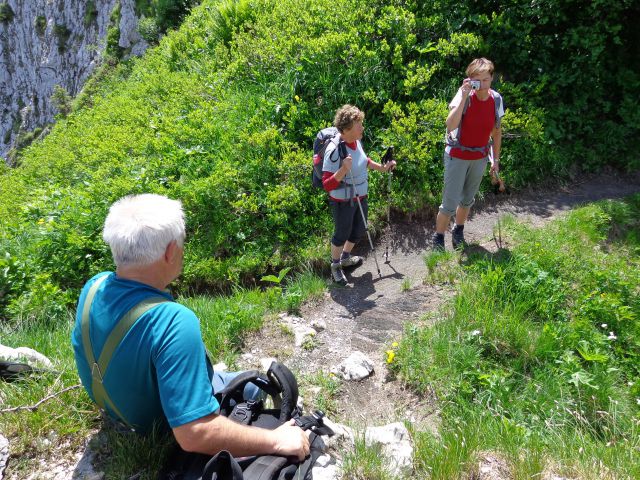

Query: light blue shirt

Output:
[323, 140, 369, 199]
[71, 272, 219, 433]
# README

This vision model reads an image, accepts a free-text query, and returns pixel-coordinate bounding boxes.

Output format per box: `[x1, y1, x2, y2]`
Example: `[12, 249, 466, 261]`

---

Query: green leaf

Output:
[576, 340, 608, 363]
[260, 275, 280, 284]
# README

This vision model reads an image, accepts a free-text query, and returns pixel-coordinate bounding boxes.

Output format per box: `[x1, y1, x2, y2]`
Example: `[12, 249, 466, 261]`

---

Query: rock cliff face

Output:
[0, 0, 147, 162]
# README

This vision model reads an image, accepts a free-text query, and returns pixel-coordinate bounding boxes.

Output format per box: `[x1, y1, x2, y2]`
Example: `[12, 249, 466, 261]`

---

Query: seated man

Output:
[71, 194, 309, 459]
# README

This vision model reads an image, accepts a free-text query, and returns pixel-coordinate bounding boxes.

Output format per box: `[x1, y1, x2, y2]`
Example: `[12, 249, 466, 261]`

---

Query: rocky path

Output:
[242, 170, 640, 431]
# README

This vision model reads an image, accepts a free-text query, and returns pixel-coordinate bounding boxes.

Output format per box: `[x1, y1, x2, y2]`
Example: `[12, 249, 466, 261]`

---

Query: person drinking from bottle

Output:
[322, 104, 396, 285]
[432, 57, 505, 251]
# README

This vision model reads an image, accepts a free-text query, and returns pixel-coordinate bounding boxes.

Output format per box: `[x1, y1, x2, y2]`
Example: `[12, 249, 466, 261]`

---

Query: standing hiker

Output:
[432, 57, 505, 250]
[321, 104, 396, 285]
[71, 194, 309, 458]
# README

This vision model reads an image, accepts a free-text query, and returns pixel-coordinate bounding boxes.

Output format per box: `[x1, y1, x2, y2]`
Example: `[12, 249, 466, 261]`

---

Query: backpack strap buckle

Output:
[229, 399, 262, 425]
[91, 362, 104, 383]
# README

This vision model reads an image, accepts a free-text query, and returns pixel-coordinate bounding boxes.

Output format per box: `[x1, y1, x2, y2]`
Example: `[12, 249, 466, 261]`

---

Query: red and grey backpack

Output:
[445, 89, 503, 154]
[312, 127, 342, 189]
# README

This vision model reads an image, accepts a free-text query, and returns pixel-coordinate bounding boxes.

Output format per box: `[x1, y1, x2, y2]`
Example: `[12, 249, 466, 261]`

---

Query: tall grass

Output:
[397, 195, 640, 479]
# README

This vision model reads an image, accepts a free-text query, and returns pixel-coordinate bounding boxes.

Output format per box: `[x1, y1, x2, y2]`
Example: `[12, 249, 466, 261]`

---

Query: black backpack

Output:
[312, 127, 342, 189]
[0, 361, 34, 381]
[159, 362, 334, 480]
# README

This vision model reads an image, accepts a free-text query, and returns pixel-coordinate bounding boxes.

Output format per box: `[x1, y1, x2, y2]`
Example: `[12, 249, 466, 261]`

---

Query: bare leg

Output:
[435, 211, 451, 234]
[342, 240, 355, 255]
[331, 243, 344, 261]
[455, 206, 470, 226]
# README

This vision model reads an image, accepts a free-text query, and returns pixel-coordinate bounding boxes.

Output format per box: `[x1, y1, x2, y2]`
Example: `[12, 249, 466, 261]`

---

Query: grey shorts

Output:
[439, 153, 488, 216]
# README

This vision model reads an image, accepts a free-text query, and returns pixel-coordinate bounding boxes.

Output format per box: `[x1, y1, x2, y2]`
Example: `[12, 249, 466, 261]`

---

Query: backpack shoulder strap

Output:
[321, 133, 342, 163]
[490, 89, 503, 126]
[80, 274, 169, 428]
[242, 455, 288, 480]
[202, 450, 244, 480]
[267, 361, 299, 421]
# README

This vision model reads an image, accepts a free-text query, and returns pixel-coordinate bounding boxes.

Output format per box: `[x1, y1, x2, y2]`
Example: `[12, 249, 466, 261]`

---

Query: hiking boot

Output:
[330, 262, 348, 286]
[340, 254, 363, 268]
[451, 224, 466, 249]
[431, 232, 445, 252]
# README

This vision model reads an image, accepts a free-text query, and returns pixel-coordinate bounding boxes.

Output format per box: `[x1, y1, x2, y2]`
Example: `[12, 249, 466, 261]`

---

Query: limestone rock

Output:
[365, 422, 413, 478]
[311, 454, 342, 480]
[321, 418, 355, 451]
[331, 351, 374, 381]
[0, 434, 8, 480]
[0, 344, 53, 368]
[0, 0, 148, 160]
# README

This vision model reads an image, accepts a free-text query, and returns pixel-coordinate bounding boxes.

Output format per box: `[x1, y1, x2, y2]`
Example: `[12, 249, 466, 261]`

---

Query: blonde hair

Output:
[333, 104, 365, 133]
[466, 58, 495, 78]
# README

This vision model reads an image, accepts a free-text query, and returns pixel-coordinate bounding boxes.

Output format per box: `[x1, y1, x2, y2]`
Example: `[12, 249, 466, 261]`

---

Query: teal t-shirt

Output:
[71, 272, 219, 433]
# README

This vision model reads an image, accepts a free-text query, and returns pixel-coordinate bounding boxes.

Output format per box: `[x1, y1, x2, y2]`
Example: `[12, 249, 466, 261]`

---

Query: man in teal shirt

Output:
[72, 194, 309, 458]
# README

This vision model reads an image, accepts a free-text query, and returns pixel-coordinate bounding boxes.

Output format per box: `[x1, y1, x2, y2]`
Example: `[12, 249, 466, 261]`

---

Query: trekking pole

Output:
[380, 147, 394, 262]
[348, 169, 382, 277]
[489, 146, 503, 249]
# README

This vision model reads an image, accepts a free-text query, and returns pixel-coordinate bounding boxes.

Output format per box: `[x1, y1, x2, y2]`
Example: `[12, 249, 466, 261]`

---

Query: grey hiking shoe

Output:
[331, 262, 348, 285]
[451, 224, 466, 249]
[431, 232, 445, 252]
[340, 255, 363, 268]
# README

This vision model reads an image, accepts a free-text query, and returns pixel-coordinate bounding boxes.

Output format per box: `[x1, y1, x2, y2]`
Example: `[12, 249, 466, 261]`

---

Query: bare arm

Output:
[367, 158, 396, 172]
[445, 80, 472, 132]
[333, 155, 353, 182]
[490, 125, 502, 174]
[173, 413, 310, 460]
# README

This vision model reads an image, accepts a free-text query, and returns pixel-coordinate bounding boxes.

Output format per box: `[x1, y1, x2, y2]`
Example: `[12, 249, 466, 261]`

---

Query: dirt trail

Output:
[242, 170, 640, 430]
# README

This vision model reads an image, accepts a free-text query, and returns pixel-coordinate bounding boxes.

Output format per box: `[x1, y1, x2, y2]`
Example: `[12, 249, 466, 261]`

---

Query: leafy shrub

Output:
[50, 86, 72, 117]
[209, 0, 255, 46]
[53, 24, 71, 52]
[156, 0, 196, 32]
[138, 15, 160, 43]
[34, 15, 47, 35]
[106, 3, 125, 59]
[0, 3, 14, 22]
[84, 1, 98, 26]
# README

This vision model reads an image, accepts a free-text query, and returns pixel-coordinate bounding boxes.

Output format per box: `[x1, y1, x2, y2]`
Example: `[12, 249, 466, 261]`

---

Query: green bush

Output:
[34, 15, 47, 35]
[138, 15, 160, 43]
[106, 2, 125, 58]
[0, 3, 14, 22]
[84, 1, 98, 26]
[53, 24, 71, 52]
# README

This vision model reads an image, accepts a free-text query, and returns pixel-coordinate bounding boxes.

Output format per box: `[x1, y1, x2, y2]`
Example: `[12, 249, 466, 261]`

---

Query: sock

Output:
[434, 232, 444, 240]
[340, 252, 351, 260]
[453, 224, 464, 233]
[332, 258, 341, 264]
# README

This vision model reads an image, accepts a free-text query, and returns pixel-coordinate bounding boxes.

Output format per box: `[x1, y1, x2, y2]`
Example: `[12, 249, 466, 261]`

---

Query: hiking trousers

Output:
[330, 197, 368, 247]
[439, 153, 488, 217]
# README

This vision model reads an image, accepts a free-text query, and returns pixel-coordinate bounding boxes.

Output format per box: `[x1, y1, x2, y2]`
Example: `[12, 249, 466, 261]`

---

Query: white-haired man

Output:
[71, 194, 309, 459]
